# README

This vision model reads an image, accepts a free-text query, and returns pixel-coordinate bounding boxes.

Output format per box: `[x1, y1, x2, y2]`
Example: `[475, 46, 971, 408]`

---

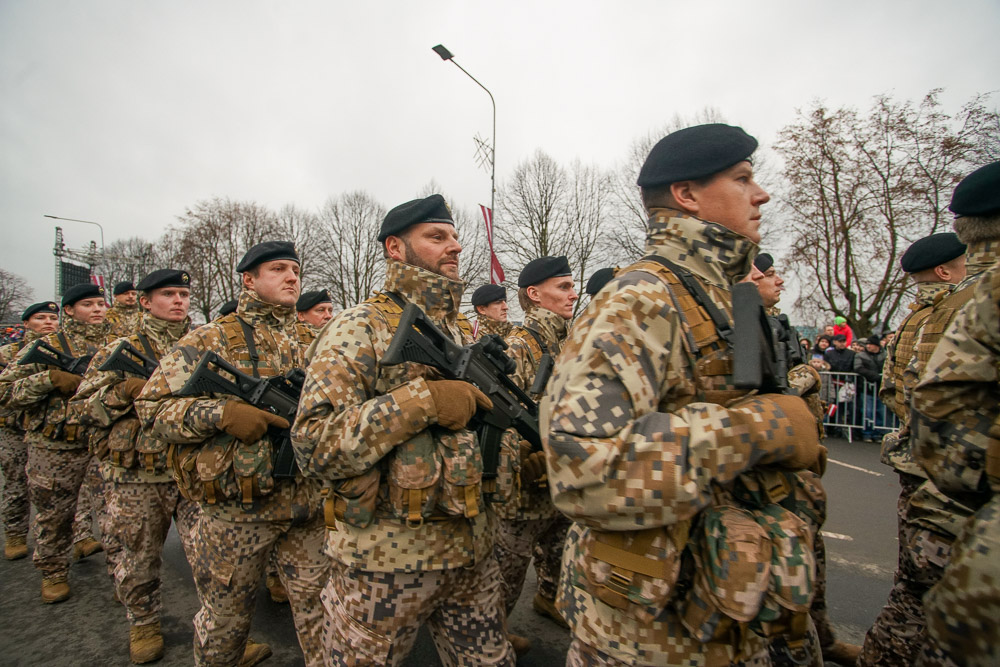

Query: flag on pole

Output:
[480, 205, 505, 284]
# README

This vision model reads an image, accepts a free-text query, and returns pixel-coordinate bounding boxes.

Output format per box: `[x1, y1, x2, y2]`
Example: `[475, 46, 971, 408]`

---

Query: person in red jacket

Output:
[832, 315, 854, 346]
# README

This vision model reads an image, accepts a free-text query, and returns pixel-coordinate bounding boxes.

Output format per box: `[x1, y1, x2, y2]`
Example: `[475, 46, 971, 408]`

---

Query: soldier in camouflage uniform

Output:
[70, 269, 202, 664]
[909, 163, 1000, 666]
[0, 301, 60, 560]
[135, 242, 328, 667]
[292, 194, 515, 666]
[542, 124, 826, 666]
[494, 255, 577, 655]
[295, 289, 335, 348]
[0, 283, 115, 602]
[471, 283, 513, 340]
[857, 232, 968, 667]
[584, 268, 616, 300]
[106, 281, 143, 337]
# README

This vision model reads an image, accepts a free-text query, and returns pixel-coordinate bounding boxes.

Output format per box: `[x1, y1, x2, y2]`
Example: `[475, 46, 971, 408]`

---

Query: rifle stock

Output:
[18, 340, 92, 375]
[98, 341, 158, 379]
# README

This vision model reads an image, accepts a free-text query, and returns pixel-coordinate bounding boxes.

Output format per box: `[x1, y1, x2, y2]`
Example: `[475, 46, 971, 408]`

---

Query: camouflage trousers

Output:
[858, 473, 953, 667]
[70, 454, 106, 545]
[323, 557, 515, 666]
[190, 511, 328, 667]
[0, 427, 30, 537]
[494, 513, 569, 614]
[565, 634, 779, 667]
[25, 444, 92, 576]
[105, 479, 200, 625]
[767, 532, 832, 667]
[916, 497, 1000, 667]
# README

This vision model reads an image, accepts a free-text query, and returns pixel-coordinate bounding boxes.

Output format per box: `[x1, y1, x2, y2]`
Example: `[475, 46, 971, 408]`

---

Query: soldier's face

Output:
[752, 267, 784, 308]
[64, 297, 108, 324]
[140, 287, 190, 323]
[389, 223, 462, 280]
[24, 312, 59, 334]
[298, 303, 334, 327]
[683, 162, 769, 242]
[116, 291, 137, 306]
[477, 300, 508, 322]
[528, 276, 578, 320]
[244, 260, 301, 307]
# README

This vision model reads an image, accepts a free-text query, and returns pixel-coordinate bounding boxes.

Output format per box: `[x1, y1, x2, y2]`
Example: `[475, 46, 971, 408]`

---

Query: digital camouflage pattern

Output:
[295, 320, 320, 348]
[104, 302, 142, 338]
[542, 210, 825, 665]
[0, 332, 41, 539]
[292, 258, 509, 664]
[474, 314, 513, 340]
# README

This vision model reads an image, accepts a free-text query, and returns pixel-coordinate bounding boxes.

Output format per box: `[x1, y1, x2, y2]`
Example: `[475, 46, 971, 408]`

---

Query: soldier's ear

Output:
[669, 180, 701, 216]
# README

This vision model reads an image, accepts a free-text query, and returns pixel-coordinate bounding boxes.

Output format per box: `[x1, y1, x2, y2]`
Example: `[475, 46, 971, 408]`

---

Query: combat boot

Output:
[41, 573, 70, 603]
[4, 534, 28, 560]
[532, 592, 569, 629]
[822, 640, 862, 665]
[240, 639, 272, 666]
[129, 621, 165, 664]
[508, 633, 532, 657]
[266, 573, 288, 604]
[73, 537, 104, 561]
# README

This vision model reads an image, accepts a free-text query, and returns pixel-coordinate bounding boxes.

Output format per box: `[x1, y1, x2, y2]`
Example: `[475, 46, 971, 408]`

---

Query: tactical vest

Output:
[914, 286, 976, 372]
[891, 302, 937, 417]
[37, 331, 89, 442]
[0, 340, 28, 429]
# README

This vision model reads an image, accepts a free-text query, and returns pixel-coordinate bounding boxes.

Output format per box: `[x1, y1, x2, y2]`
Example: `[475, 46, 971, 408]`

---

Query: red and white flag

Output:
[480, 205, 505, 284]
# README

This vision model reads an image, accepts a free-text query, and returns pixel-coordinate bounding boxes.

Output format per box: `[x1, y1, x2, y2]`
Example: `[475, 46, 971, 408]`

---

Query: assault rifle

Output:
[98, 341, 158, 379]
[382, 304, 541, 484]
[176, 352, 303, 479]
[18, 340, 93, 375]
[731, 282, 787, 394]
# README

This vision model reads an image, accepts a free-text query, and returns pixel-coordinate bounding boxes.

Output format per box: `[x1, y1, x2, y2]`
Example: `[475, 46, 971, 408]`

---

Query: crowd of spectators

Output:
[1, 325, 24, 345]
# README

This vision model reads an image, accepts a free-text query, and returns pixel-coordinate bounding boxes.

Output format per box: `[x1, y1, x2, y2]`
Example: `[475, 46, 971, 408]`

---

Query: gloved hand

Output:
[117, 378, 148, 401]
[49, 370, 82, 396]
[521, 450, 547, 486]
[218, 400, 289, 443]
[426, 380, 493, 431]
[752, 394, 821, 471]
[810, 444, 829, 477]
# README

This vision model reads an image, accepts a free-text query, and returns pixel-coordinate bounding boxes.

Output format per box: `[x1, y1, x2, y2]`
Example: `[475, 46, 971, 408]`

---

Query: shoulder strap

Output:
[641, 255, 734, 345]
[236, 318, 260, 378]
[135, 332, 157, 359]
[57, 331, 73, 356]
[524, 327, 550, 356]
[384, 291, 407, 309]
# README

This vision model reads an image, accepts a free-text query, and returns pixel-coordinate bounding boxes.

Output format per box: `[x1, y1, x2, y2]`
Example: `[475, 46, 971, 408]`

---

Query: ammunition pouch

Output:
[168, 434, 277, 507]
[40, 422, 80, 443]
[329, 468, 381, 529]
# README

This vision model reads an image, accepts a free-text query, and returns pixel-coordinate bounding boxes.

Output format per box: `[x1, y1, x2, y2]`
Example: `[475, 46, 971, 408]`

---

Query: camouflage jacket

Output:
[105, 303, 142, 338]
[291, 259, 494, 573]
[912, 259, 1000, 513]
[473, 314, 513, 340]
[134, 290, 320, 523]
[541, 210, 825, 663]
[295, 320, 320, 348]
[70, 313, 190, 484]
[0, 318, 114, 449]
[0, 330, 41, 429]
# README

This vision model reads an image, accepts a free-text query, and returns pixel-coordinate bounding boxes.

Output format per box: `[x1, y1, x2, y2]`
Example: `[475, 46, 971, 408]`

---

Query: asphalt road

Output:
[0, 437, 899, 665]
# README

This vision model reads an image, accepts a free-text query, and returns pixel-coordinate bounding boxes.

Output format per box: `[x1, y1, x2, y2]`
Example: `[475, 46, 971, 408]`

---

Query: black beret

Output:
[378, 194, 454, 243]
[637, 123, 758, 188]
[236, 241, 299, 273]
[753, 253, 774, 272]
[136, 269, 190, 292]
[585, 268, 615, 296]
[950, 161, 1000, 217]
[518, 256, 572, 288]
[113, 281, 135, 296]
[296, 289, 332, 312]
[217, 300, 238, 317]
[900, 233, 966, 273]
[21, 301, 59, 321]
[62, 283, 105, 307]
[471, 284, 506, 307]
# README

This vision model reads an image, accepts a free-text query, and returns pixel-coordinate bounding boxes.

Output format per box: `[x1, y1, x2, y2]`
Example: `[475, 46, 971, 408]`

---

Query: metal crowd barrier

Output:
[818, 371, 899, 443]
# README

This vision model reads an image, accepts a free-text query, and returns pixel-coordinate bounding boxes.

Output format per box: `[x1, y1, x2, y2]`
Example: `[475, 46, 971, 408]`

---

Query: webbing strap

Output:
[136, 332, 157, 359]
[384, 291, 407, 310]
[524, 327, 549, 356]
[236, 318, 260, 378]
[641, 255, 734, 345]
[57, 331, 73, 356]
[590, 530, 671, 579]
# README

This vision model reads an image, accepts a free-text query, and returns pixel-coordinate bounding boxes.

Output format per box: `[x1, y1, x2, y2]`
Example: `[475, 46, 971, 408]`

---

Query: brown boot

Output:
[822, 640, 862, 665]
[266, 574, 288, 604]
[4, 534, 28, 560]
[73, 537, 104, 561]
[239, 639, 273, 667]
[532, 592, 569, 629]
[129, 621, 165, 664]
[41, 574, 71, 603]
[508, 633, 532, 657]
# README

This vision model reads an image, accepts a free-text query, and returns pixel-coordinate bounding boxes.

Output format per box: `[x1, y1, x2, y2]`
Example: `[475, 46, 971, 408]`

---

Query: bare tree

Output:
[0, 269, 34, 322]
[274, 204, 322, 290]
[313, 191, 386, 311]
[99, 236, 156, 287]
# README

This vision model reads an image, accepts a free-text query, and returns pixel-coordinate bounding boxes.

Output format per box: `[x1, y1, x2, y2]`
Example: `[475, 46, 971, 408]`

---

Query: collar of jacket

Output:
[236, 289, 297, 330]
[62, 316, 110, 343]
[22, 329, 43, 344]
[645, 208, 757, 288]
[383, 258, 465, 323]
[523, 306, 569, 346]
[112, 302, 140, 314]
[961, 238, 1000, 283]
[139, 312, 190, 352]
[912, 281, 952, 308]
[476, 315, 512, 338]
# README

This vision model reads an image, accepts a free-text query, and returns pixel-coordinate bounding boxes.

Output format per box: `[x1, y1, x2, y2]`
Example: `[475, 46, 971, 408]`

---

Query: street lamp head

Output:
[432, 44, 454, 61]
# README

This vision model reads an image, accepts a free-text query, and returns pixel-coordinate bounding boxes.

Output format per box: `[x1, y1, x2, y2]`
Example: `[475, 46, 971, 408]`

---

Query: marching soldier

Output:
[292, 194, 515, 665]
[135, 242, 328, 666]
[295, 289, 335, 347]
[494, 255, 577, 656]
[584, 267, 615, 298]
[857, 232, 967, 666]
[0, 301, 60, 560]
[542, 124, 825, 666]
[217, 299, 238, 318]
[70, 269, 202, 664]
[106, 281, 143, 337]
[0, 283, 115, 602]
[471, 283, 513, 339]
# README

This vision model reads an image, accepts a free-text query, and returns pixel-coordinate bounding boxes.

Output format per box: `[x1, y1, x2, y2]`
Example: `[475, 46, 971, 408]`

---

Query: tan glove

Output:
[218, 400, 289, 443]
[754, 394, 821, 471]
[116, 378, 147, 401]
[521, 450, 547, 486]
[49, 370, 83, 396]
[809, 445, 829, 477]
[426, 380, 493, 431]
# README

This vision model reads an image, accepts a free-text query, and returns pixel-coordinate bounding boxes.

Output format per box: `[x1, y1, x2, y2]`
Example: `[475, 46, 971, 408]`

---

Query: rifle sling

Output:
[236, 318, 260, 378]
[384, 291, 408, 310]
[57, 331, 73, 357]
[136, 332, 157, 359]
[641, 255, 734, 346]
[524, 327, 550, 357]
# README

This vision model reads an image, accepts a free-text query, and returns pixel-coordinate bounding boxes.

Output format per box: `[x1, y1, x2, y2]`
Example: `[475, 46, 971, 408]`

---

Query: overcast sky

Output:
[2, 0, 998, 303]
